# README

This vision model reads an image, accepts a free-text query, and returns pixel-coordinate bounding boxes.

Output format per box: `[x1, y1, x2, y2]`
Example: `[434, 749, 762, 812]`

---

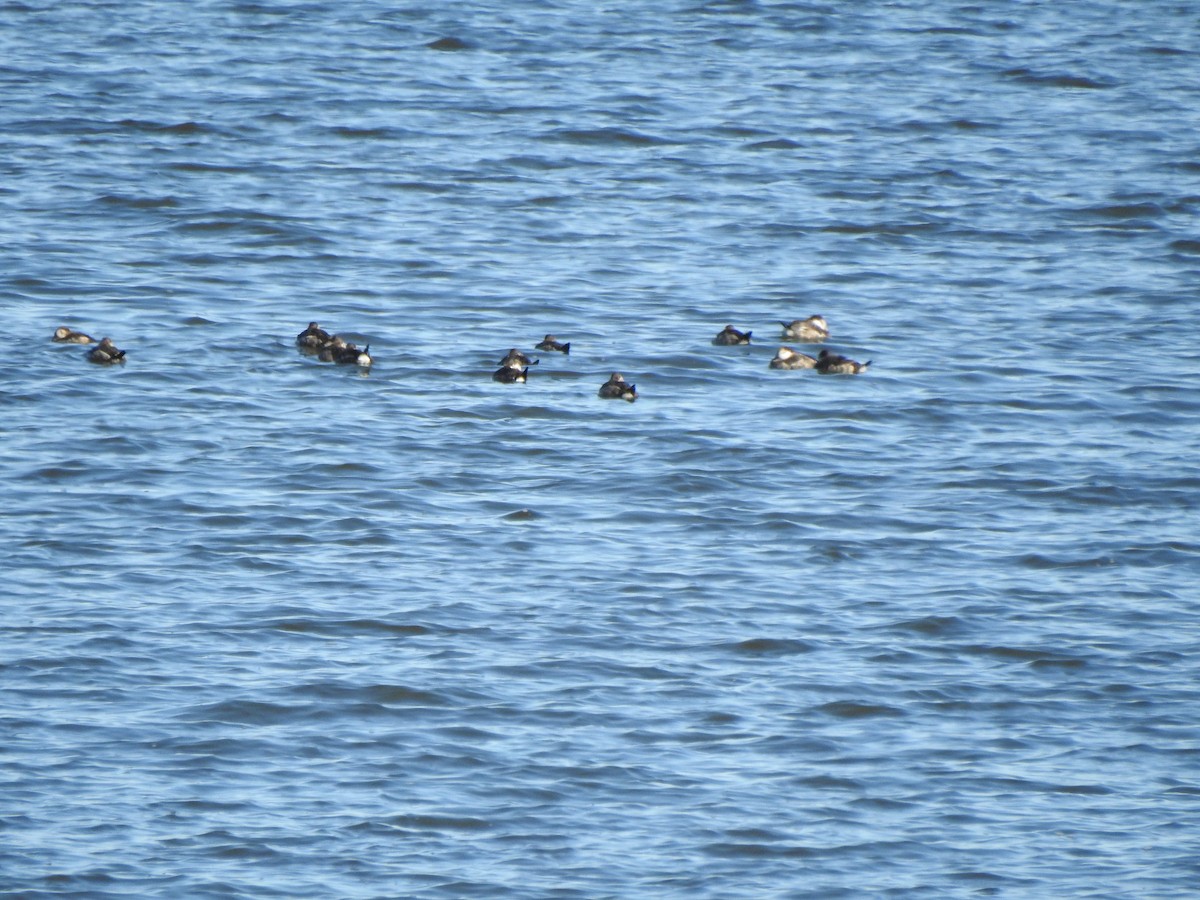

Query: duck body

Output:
[316, 336, 350, 361]
[780, 315, 829, 342]
[769, 347, 817, 370]
[296, 322, 332, 348]
[815, 349, 870, 374]
[87, 337, 126, 364]
[499, 349, 538, 368]
[535, 335, 570, 354]
[493, 363, 528, 383]
[335, 344, 372, 366]
[53, 327, 96, 344]
[598, 372, 637, 401]
[713, 325, 751, 346]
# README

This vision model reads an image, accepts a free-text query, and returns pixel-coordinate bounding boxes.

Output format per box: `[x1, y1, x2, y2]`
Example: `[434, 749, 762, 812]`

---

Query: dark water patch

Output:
[551, 128, 672, 147]
[702, 842, 816, 859]
[796, 774, 864, 791]
[426, 36, 471, 52]
[1053, 783, 1114, 795]
[1141, 45, 1191, 57]
[745, 138, 802, 150]
[964, 645, 1087, 668]
[290, 681, 451, 707]
[114, 118, 219, 135]
[176, 699, 316, 726]
[852, 795, 917, 811]
[373, 813, 491, 832]
[722, 638, 815, 656]
[268, 617, 432, 638]
[819, 220, 943, 236]
[327, 125, 411, 140]
[817, 701, 905, 719]
[168, 161, 261, 174]
[1000, 68, 1118, 89]
[1168, 239, 1200, 255]
[1075, 202, 1166, 220]
[93, 193, 181, 209]
[1015, 553, 1118, 569]
[888, 615, 965, 637]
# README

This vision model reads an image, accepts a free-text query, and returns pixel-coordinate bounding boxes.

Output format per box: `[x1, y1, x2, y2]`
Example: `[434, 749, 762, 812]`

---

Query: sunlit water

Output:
[3, 2, 1199, 896]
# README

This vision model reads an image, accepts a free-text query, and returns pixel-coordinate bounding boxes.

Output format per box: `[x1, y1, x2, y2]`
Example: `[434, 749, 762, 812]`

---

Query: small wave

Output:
[328, 125, 409, 140]
[723, 638, 814, 656]
[889, 615, 963, 636]
[820, 221, 942, 236]
[1076, 202, 1165, 219]
[1000, 68, 1117, 89]
[551, 127, 670, 147]
[114, 118, 216, 134]
[94, 193, 180, 209]
[817, 701, 905, 718]
[964, 645, 1087, 669]
[702, 842, 815, 859]
[745, 138, 802, 150]
[269, 617, 432, 638]
[376, 813, 490, 831]
[426, 36, 471, 52]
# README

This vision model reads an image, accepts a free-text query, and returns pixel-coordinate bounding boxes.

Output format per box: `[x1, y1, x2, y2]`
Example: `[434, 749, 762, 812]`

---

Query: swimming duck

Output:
[332, 343, 372, 367]
[499, 348, 538, 368]
[87, 337, 126, 364]
[769, 346, 817, 370]
[52, 326, 96, 344]
[296, 322, 332, 348]
[598, 372, 637, 401]
[535, 334, 570, 354]
[712, 325, 751, 346]
[493, 362, 529, 383]
[780, 315, 829, 342]
[815, 349, 870, 374]
[317, 336, 352, 361]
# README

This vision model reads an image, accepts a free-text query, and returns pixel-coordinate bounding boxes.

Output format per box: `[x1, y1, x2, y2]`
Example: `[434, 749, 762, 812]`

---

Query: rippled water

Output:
[4, 1, 1200, 896]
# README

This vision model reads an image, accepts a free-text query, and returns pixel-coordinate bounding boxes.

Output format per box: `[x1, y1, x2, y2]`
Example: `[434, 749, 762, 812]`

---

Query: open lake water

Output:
[3, 1, 1199, 896]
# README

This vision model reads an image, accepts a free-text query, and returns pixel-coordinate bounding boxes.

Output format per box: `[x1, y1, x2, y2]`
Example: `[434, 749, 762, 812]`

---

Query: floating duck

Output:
[52, 327, 96, 344]
[493, 362, 529, 383]
[769, 347, 817, 370]
[598, 372, 637, 401]
[316, 336, 351, 361]
[712, 325, 751, 346]
[499, 348, 538, 368]
[779, 315, 829, 342]
[535, 334, 570, 354]
[87, 337, 126, 364]
[332, 343, 371, 367]
[296, 322, 331, 348]
[815, 349, 870, 374]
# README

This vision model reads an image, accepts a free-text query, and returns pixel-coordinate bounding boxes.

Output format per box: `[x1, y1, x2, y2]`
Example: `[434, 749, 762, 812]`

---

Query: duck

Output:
[769, 346, 817, 370]
[52, 326, 96, 344]
[712, 324, 751, 346]
[332, 344, 372, 367]
[535, 334, 570, 354]
[598, 372, 637, 401]
[780, 315, 829, 342]
[316, 336, 352, 362]
[87, 337, 126, 364]
[815, 349, 871, 374]
[493, 362, 529, 383]
[296, 322, 332, 348]
[499, 348, 538, 368]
